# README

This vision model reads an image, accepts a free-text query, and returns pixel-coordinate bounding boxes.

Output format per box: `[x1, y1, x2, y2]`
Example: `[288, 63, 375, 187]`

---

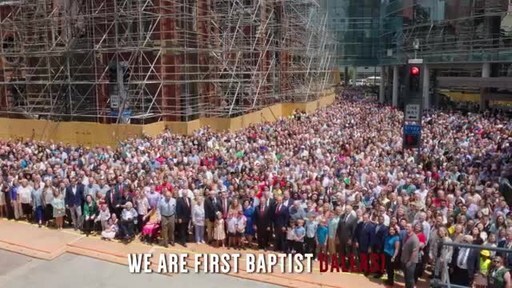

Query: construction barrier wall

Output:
[0, 88, 335, 146]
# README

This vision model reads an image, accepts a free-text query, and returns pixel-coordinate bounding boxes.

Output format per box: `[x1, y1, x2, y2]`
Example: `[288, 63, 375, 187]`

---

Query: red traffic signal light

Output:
[410, 66, 420, 76]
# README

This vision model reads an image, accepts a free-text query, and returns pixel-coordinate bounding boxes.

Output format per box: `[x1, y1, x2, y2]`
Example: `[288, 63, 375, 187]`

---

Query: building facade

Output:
[321, 0, 381, 67]
[325, 0, 512, 108]
[320, 0, 381, 81]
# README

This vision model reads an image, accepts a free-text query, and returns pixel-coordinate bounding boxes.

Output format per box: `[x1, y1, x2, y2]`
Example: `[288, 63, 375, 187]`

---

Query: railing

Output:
[433, 241, 512, 288]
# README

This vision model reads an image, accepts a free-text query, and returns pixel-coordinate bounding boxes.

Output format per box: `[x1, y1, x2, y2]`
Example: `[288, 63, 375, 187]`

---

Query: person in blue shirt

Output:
[294, 219, 306, 255]
[8, 181, 20, 220]
[316, 219, 329, 259]
[305, 214, 319, 258]
[398, 218, 408, 241]
[31, 182, 44, 227]
[383, 226, 400, 286]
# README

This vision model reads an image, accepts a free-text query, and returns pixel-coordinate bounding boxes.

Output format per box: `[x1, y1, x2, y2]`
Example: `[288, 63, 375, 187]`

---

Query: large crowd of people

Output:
[0, 88, 511, 288]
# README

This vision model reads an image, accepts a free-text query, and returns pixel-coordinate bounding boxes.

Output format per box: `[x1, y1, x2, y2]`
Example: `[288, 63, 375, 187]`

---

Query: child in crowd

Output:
[305, 214, 318, 258]
[96, 204, 111, 231]
[294, 219, 306, 255]
[286, 220, 296, 253]
[101, 214, 119, 241]
[227, 213, 238, 249]
[141, 209, 159, 244]
[316, 219, 329, 260]
[214, 211, 226, 247]
[235, 210, 246, 250]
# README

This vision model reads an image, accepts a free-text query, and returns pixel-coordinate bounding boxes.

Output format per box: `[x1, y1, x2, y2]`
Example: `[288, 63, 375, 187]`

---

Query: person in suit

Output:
[219, 191, 231, 219]
[354, 212, 375, 275]
[65, 177, 84, 230]
[204, 190, 221, 243]
[337, 205, 357, 265]
[254, 195, 272, 250]
[218, 191, 232, 243]
[370, 215, 389, 278]
[450, 235, 478, 286]
[272, 196, 289, 252]
[176, 193, 192, 247]
[106, 180, 123, 218]
[260, 193, 275, 212]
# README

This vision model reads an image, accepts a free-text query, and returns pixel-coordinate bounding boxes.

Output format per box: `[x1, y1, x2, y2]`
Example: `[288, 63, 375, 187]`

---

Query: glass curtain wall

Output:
[321, 0, 381, 67]
[380, 0, 512, 65]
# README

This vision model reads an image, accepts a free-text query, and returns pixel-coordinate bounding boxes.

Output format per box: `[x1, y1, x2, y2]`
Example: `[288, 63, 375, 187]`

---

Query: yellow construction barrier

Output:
[0, 89, 336, 146]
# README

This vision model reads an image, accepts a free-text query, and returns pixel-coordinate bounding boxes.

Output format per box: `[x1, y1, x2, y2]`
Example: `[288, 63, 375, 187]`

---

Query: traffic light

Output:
[405, 134, 420, 148]
[408, 65, 421, 93]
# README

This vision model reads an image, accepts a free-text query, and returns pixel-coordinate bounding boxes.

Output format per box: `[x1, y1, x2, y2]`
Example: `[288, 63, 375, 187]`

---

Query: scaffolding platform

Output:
[0, 0, 336, 123]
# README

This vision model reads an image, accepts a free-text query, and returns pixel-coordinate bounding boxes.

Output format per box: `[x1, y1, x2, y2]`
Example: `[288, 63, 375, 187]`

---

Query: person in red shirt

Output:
[432, 190, 446, 209]
[414, 222, 427, 284]
[156, 175, 173, 194]
[431, 167, 441, 182]
[256, 182, 267, 199]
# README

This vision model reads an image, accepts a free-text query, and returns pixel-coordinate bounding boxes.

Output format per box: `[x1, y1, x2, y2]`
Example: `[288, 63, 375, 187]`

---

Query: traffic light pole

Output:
[403, 58, 424, 163]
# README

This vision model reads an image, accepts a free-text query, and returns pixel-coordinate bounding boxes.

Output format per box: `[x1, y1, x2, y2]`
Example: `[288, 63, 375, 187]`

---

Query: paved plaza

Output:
[0, 219, 428, 288]
[0, 250, 280, 288]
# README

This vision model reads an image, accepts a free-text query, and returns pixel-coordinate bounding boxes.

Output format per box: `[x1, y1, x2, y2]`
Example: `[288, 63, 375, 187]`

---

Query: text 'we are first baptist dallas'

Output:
[128, 252, 386, 274]
[127, 253, 313, 274]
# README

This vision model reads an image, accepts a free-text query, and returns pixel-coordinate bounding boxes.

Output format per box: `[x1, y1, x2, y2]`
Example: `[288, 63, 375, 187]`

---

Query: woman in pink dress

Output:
[141, 209, 159, 244]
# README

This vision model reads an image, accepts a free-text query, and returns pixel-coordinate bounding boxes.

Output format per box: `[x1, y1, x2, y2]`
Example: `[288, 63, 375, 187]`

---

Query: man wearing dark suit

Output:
[219, 191, 232, 243]
[260, 194, 275, 212]
[450, 236, 480, 286]
[354, 212, 375, 275]
[254, 195, 272, 250]
[204, 190, 221, 243]
[219, 191, 231, 219]
[65, 177, 85, 230]
[370, 215, 388, 278]
[337, 205, 358, 264]
[272, 196, 289, 252]
[106, 183, 122, 218]
[176, 194, 192, 247]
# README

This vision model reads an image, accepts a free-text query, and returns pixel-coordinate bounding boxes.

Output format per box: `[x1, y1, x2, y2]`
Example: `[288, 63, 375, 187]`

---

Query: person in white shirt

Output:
[227, 213, 238, 249]
[101, 214, 119, 241]
[120, 202, 138, 241]
[18, 179, 33, 221]
[96, 204, 111, 231]
[286, 221, 297, 253]
[415, 183, 428, 202]
[192, 196, 206, 244]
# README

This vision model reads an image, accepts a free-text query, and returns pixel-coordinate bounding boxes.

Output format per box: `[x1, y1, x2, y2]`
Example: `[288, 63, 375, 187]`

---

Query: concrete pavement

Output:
[0, 219, 427, 288]
[0, 250, 280, 288]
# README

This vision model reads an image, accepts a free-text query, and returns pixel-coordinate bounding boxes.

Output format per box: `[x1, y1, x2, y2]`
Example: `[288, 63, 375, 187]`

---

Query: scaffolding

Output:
[0, 0, 335, 123]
